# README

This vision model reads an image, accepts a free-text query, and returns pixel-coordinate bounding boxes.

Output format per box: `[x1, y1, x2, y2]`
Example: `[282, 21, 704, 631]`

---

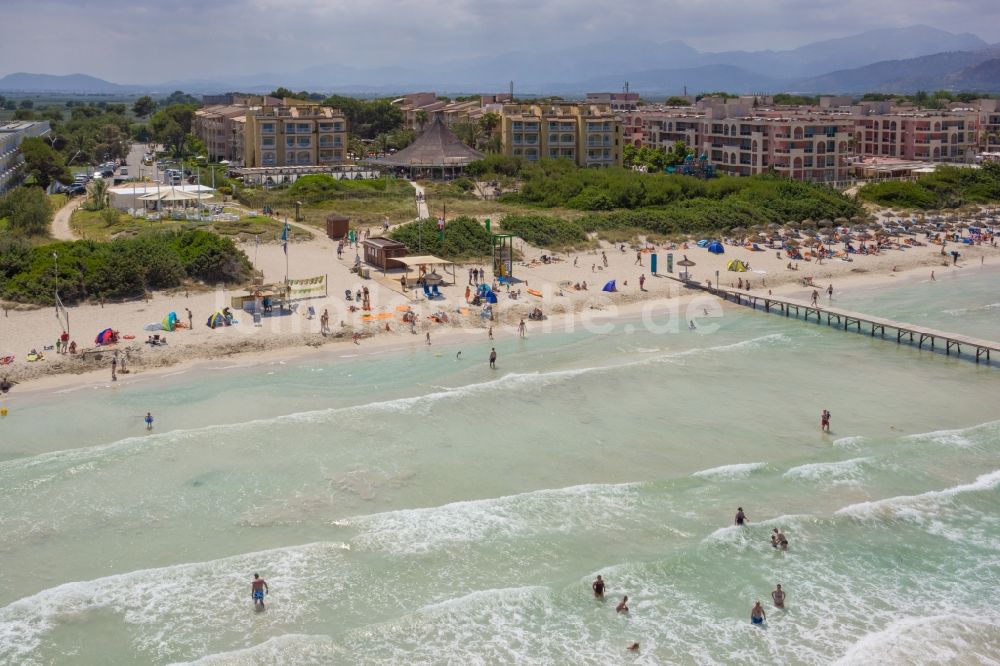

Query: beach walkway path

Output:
[51, 195, 85, 241]
[714, 286, 999, 365]
[410, 181, 430, 219]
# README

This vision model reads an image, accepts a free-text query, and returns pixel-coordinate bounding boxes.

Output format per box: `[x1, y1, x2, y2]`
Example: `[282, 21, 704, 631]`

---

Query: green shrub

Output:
[0, 229, 251, 305]
[0, 186, 53, 237]
[388, 216, 492, 260]
[499, 215, 589, 249]
[858, 164, 1000, 209]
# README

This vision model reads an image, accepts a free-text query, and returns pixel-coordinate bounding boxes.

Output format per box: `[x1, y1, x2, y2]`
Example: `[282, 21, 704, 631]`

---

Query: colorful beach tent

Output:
[602, 280, 617, 292]
[727, 260, 749, 272]
[206, 310, 229, 329]
[696, 239, 709, 247]
[707, 241, 725, 254]
[95, 328, 116, 345]
[162, 311, 178, 332]
[477, 284, 498, 304]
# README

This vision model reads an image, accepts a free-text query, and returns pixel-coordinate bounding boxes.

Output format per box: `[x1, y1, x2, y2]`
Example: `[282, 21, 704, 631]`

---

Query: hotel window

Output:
[262, 137, 275, 147]
[334, 123, 343, 132]
[298, 151, 311, 163]
[318, 123, 334, 132]
[297, 137, 311, 147]
[261, 123, 275, 134]
[285, 123, 298, 134]
[297, 123, 310, 133]
[262, 151, 275, 165]
[549, 149, 559, 158]
[285, 151, 296, 163]
[286, 137, 295, 148]
[549, 134, 558, 143]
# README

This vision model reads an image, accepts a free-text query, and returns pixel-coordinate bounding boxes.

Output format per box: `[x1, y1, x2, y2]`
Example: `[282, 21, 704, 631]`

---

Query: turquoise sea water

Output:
[0, 270, 998, 665]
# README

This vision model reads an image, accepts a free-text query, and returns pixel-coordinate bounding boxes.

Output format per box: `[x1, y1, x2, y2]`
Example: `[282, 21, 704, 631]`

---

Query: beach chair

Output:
[306, 306, 316, 320]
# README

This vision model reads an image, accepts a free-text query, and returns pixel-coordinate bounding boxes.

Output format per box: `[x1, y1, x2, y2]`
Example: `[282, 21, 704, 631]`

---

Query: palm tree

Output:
[415, 109, 429, 132]
[478, 112, 501, 152]
[89, 178, 109, 210]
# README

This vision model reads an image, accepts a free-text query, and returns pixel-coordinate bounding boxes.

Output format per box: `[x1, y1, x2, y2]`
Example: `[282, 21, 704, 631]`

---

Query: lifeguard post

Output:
[492, 233, 515, 281]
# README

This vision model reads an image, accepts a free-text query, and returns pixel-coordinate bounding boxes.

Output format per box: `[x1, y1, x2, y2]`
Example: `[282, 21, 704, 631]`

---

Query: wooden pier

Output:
[714, 287, 998, 365]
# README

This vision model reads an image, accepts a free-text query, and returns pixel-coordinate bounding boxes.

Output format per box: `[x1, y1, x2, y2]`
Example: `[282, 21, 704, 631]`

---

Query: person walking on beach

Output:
[931, 271, 936, 281]
[60, 330, 69, 354]
[144, 412, 154, 431]
[186, 308, 193, 330]
[111, 355, 118, 382]
[489, 347, 497, 369]
[320, 309, 330, 336]
[465, 285, 471, 303]
[602, 251, 608, 268]
[827, 284, 833, 300]
[634, 250, 642, 266]
[251, 573, 269, 609]
[518, 319, 526, 338]
[488, 326, 493, 340]
[750, 600, 766, 625]
[771, 584, 786, 608]
[821, 409, 831, 432]
[426, 332, 431, 345]
[735, 506, 748, 526]
[592, 575, 605, 599]
[811, 289, 819, 306]
[639, 274, 646, 291]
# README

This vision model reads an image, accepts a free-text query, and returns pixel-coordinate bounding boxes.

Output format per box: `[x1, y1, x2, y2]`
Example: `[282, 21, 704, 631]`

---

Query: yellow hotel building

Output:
[500, 103, 624, 168]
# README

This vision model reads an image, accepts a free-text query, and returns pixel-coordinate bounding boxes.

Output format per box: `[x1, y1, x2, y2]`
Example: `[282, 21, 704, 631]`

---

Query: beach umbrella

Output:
[818, 218, 833, 229]
[677, 255, 696, 267]
[801, 218, 816, 228]
[834, 217, 849, 225]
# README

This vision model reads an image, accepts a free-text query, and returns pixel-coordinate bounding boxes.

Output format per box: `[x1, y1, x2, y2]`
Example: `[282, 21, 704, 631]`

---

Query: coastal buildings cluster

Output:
[185, 90, 1000, 185]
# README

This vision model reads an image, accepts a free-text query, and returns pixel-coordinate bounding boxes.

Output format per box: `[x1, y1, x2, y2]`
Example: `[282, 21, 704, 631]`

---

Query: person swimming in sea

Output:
[616, 595, 629, 613]
[251, 573, 269, 609]
[592, 575, 605, 599]
[771, 584, 785, 609]
[751, 600, 766, 625]
[772, 528, 788, 550]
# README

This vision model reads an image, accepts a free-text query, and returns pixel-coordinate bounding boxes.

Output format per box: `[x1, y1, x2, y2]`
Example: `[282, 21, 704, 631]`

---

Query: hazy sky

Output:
[4, 0, 999, 82]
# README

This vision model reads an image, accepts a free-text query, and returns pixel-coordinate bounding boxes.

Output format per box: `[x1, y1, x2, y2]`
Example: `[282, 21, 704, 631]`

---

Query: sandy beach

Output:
[2, 216, 998, 395]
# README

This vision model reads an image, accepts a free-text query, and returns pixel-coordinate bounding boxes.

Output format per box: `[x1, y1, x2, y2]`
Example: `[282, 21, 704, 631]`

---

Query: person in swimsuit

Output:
[616, 595, 629, 613]
[735, 507, 747, 526]
[821, 409, 831, 432]
[626, 643, 640, 652]
[144, 412, 154, 431]
[751, 600, 766, 625]
[251, 573, 268, 609]
[489, 348, 497, 369]
[775, 529, 788, 550]
[592, 575, 605, 599]
[771, 584, 785, 608]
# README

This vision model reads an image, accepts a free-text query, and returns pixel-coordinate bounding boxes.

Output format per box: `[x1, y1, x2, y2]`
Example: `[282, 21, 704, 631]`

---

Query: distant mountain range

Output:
[2, 26, 999, 96]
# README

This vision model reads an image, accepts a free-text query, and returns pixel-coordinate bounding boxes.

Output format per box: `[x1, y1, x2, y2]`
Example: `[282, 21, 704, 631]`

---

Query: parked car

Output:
[120, 167, 128, 176]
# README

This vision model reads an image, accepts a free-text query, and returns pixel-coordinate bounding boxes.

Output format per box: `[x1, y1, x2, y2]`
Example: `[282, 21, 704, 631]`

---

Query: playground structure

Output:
[667, 153, 716, 178]
[493, 233, 515, 281]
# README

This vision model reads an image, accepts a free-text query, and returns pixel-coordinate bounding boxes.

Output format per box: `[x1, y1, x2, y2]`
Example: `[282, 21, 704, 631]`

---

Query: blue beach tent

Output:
[602, 280, 617, 292]
[707, 240, 725, 254]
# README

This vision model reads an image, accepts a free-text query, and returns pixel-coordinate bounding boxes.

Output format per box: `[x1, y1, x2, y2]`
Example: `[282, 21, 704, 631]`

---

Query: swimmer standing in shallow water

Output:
[592, 575, 605, 599]
[735, 506, 748, 526]
[751, 600, 766, 625]
[251, 573, 269, 609]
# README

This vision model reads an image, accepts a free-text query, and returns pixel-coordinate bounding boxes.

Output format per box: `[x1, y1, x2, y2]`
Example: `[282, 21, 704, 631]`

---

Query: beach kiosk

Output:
[325, 213, 350, 240]
[363, 237, 408, 271]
